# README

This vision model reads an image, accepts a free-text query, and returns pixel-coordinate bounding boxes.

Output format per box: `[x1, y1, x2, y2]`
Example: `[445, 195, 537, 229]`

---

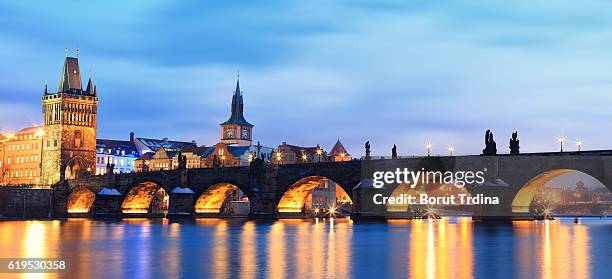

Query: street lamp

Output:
[301, 153, 308, 163]
[316, 148, 323, 162]
[221, 155, 226, 167]
[558, 136, 566, 152]
[275, 151, 282, 165]
[425, 142, 432, 157]
[247, 152, 254, 163]
[448, 146, 454, 156]
[576, 139, 583, 152]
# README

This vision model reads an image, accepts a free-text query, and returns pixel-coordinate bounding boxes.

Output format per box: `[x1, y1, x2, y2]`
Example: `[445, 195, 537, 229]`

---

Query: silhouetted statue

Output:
[509, 131, 520, 155]
[482, 130, 497, 155]
[256, 141, 263, 159]
[392, 144, 397, 159]
[365, 141, 371, 160]
[178, 150, 187, 169]
[212, 155, 220, 168]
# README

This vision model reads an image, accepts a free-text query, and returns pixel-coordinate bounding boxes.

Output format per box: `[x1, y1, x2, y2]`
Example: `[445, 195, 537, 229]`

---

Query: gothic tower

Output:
[40, 51, 98, 186]
[220, 77, 253, 146]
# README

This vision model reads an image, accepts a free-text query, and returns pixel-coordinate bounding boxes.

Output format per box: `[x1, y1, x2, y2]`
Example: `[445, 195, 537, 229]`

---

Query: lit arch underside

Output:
[67, 189, 95, 214]
[277, 176, 352, 213]
[121, 182, 162, 214]
[386, 183, 471, 212]
[195, 183, 240, 214]
[387, 184, 426, 212]
[511, 169, 575, 213]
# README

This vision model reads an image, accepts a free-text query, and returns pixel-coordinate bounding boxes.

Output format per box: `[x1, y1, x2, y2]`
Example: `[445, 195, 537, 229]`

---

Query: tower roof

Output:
[329, 139, 350, 156]
[58, 57, 83, 94]
[221, 78, 253, 127]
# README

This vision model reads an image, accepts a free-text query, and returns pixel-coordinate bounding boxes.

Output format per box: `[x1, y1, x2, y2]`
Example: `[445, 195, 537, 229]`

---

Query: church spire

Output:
[220, 75, 253, 127]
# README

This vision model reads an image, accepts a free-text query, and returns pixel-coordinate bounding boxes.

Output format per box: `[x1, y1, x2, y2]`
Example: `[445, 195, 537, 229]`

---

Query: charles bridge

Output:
[2, 150, 612, 220]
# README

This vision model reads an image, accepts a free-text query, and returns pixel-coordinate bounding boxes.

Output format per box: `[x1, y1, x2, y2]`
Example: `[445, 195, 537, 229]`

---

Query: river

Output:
[0, 217, 610, 278]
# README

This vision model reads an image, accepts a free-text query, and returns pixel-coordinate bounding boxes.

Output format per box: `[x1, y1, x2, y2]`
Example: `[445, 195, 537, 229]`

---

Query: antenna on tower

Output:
[76, 47, 79, 58]
[65, 47, 69, 57]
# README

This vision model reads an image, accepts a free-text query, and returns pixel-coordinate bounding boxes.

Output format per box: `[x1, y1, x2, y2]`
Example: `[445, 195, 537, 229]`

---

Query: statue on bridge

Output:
[178, 150, 187, 169]
[365, 141, 371, 160]
[509, 131, 520, 155]
[482, 130, 497, 155]
[392, 144, 397, 159]
[212, 155, 221, 168]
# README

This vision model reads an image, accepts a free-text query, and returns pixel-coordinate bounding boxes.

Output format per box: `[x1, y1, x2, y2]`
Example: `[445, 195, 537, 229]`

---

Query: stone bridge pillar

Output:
[471, 157, 513, 222]
[248, 162, 278, 218]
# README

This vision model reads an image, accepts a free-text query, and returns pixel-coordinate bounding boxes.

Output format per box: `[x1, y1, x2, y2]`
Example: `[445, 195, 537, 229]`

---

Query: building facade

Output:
[95, 138, 139, 175]
[40, 54, 98, 186]
[0, 127, 44, 185]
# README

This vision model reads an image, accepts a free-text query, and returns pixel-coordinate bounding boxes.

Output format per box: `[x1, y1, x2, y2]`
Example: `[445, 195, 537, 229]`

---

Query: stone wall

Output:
[0, 187, 55, 218]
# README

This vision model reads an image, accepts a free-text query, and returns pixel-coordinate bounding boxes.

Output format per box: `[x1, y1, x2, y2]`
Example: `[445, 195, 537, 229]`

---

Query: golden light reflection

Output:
[195, 183, 239, 214]
[212, 221, 229, 278]
[409, 218, 473, 279]
[266, 222, 285, 279]
[67, 189, 96, 214]
[240, 221, 257, 279]
[514, 220, 591, 279]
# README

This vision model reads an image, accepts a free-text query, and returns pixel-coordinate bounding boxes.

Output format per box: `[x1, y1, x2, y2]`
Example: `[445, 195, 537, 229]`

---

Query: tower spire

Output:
[58, 50, 83, 94]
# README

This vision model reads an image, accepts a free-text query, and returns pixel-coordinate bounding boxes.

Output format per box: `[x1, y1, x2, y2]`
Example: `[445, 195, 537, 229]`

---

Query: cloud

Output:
[1, 0, 612, 156]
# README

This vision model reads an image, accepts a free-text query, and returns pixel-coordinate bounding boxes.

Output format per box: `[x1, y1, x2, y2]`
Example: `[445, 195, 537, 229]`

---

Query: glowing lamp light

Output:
[35, 129, 44, 137]
[576, 139, 583, 151]
[316, 149, 323, 156]
[301, 154, 308, 161]
[448, 145, 455, 156]
[558, 136, 566, 143]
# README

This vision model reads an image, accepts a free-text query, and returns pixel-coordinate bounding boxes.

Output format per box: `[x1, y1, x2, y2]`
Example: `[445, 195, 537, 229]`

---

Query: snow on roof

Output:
[171, 187, 195, 194]
[353, 178, 375, 190]
[97, 187, 123, 196]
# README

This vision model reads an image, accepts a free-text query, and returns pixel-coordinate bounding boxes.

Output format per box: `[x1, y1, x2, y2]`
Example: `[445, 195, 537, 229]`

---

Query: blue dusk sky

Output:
[1, 0, 612, 156]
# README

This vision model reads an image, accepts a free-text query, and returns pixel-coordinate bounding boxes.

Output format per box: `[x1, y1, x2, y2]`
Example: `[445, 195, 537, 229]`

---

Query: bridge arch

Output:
[386, 182, 472, 215]
[194, 181, 252, 215]
[121, 181, 169, 215]
[511, 169, 611, 215]
[61, 155, 91, 181]
[66, 187, 96, 214]
[277, 175, 353, 216]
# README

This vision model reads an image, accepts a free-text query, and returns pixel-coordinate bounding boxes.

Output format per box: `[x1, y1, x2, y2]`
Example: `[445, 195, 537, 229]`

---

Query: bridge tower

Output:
[220, 76, 253, 146]
[40, 51, 98, 186]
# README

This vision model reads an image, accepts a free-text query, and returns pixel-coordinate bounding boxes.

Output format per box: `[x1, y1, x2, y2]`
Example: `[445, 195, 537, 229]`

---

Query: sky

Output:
[1, 0, 612, 157]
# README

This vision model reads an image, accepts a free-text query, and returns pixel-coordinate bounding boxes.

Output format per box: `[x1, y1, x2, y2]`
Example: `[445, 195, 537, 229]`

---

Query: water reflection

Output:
[0, 217, 606, 278]
[406, 218, 473, 279]
[514, 220, 591, 279]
